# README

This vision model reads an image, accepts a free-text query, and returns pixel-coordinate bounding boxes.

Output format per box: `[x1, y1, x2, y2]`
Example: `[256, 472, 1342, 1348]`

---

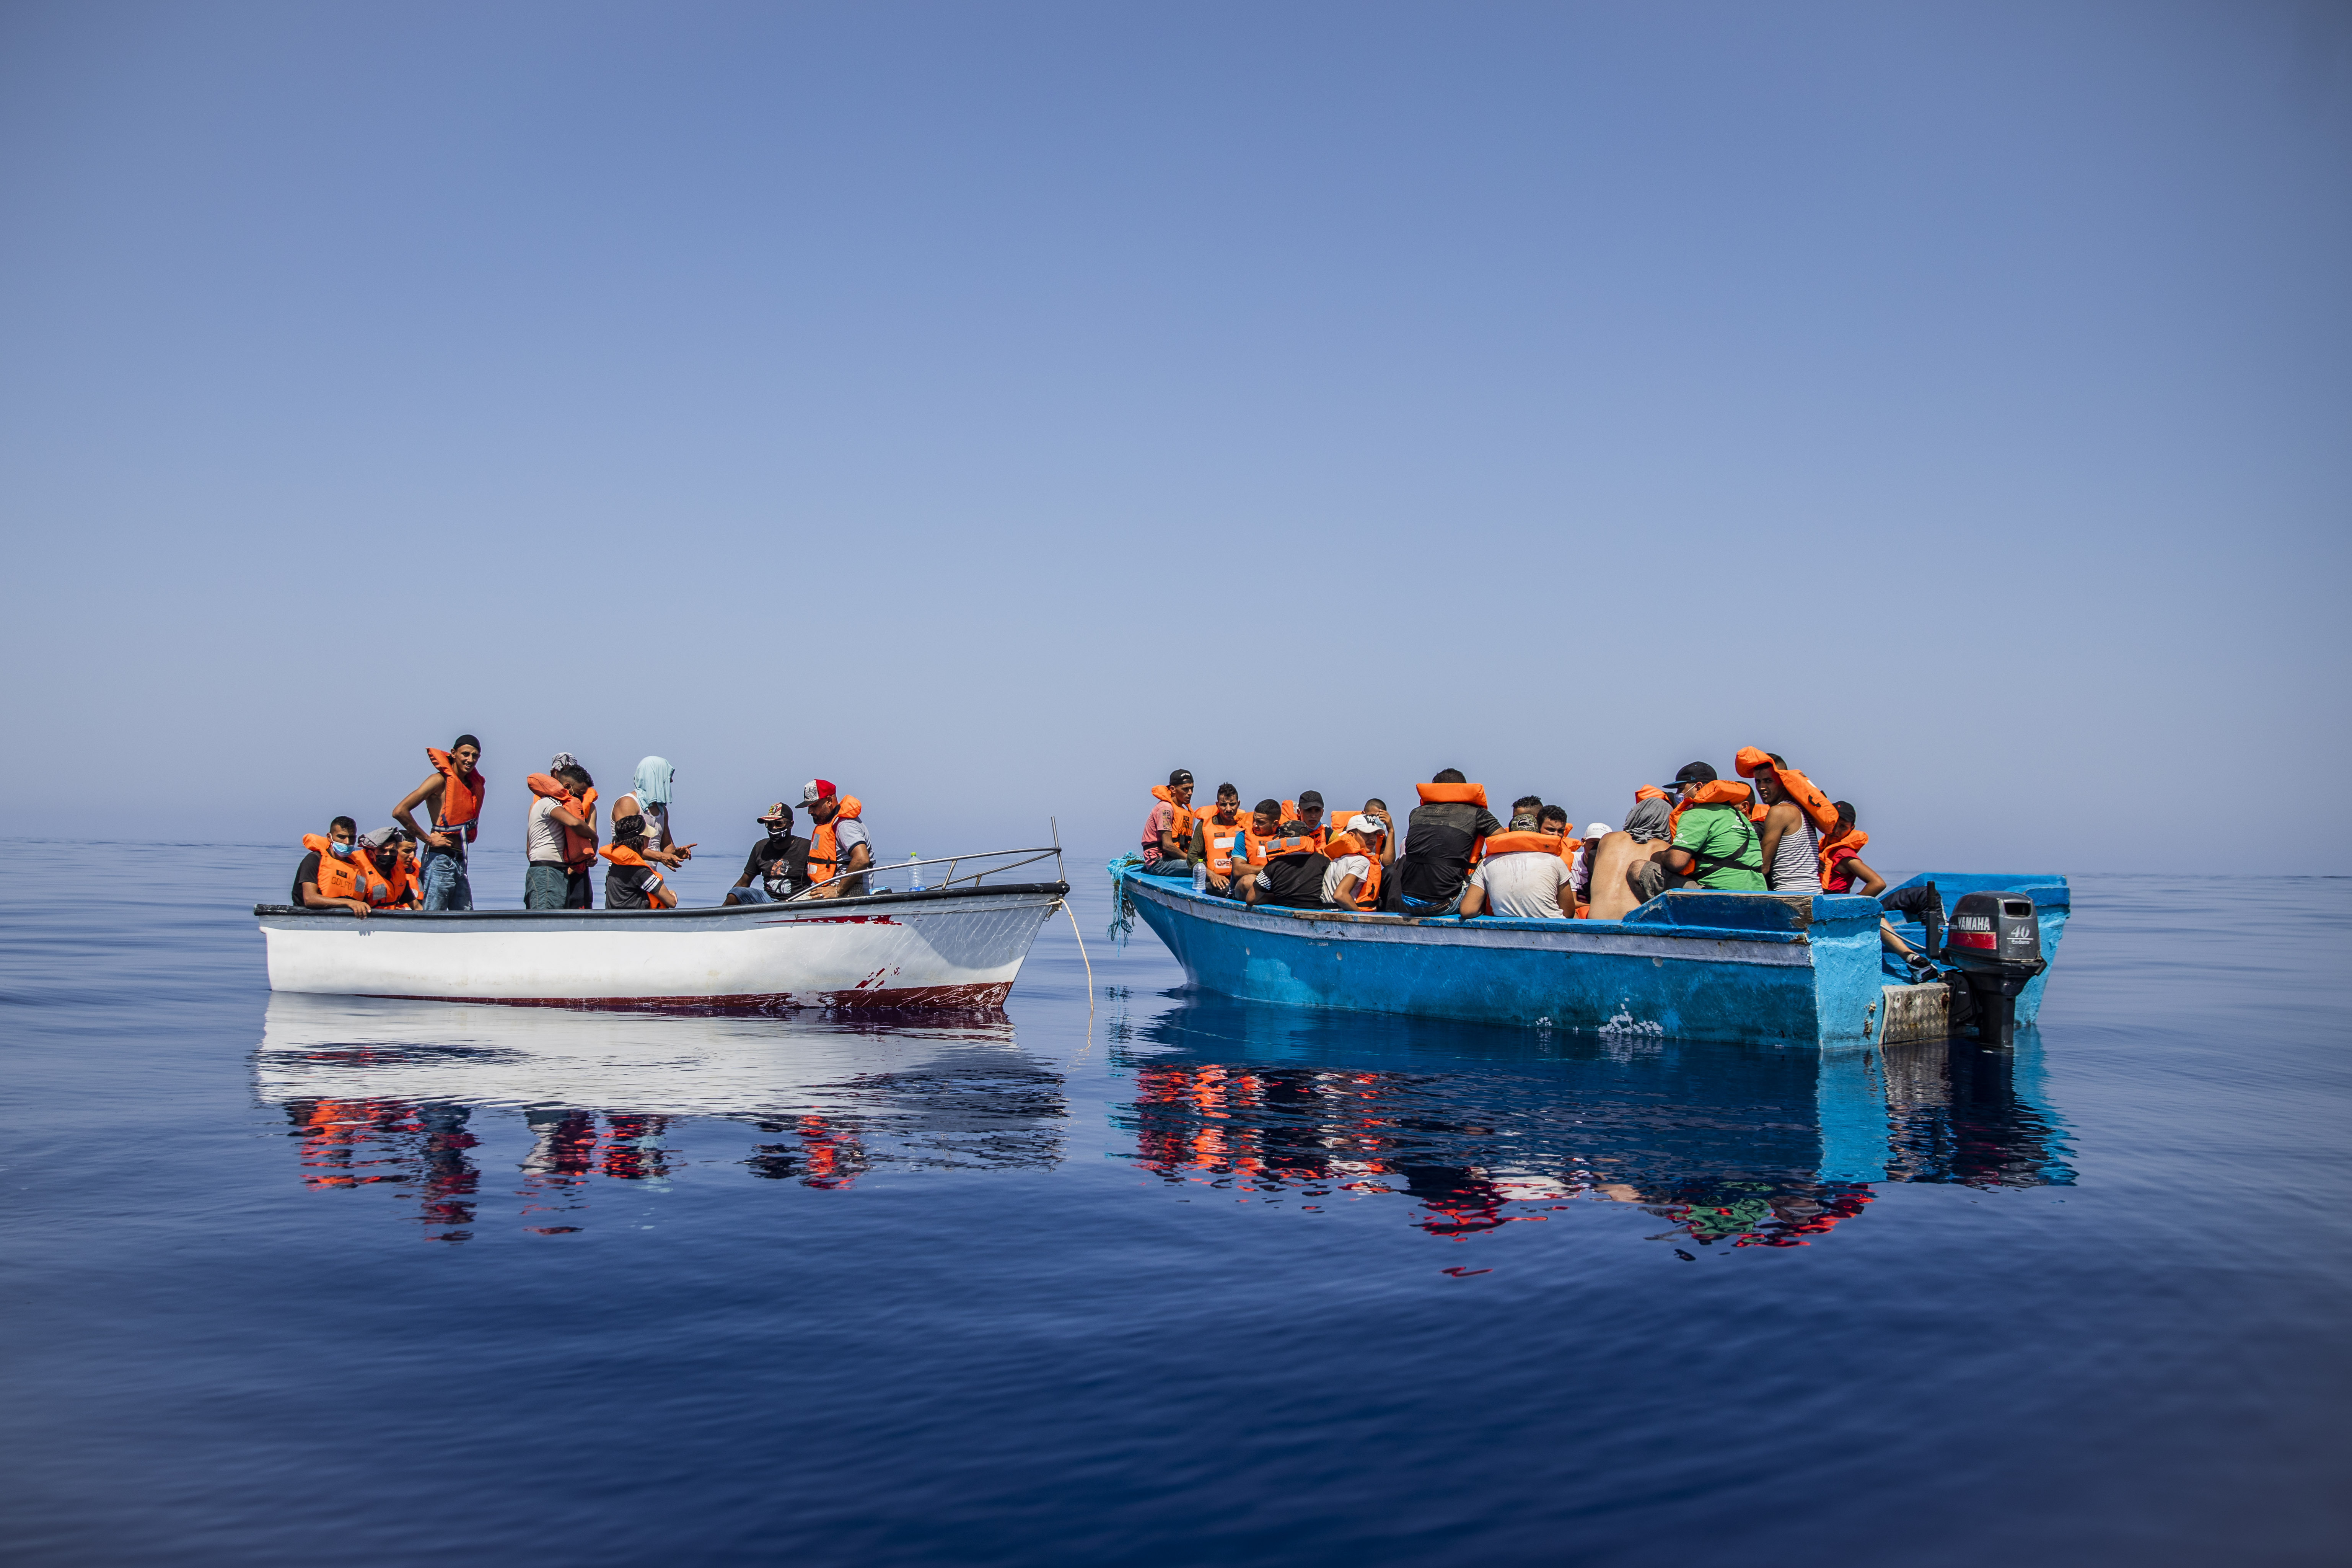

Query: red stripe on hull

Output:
[364, 982, 1013, 1016]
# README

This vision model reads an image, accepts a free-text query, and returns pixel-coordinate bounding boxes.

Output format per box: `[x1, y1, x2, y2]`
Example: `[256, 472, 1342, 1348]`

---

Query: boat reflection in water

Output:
[256, 994, 1066, 1241]
[1110, 998, 2073, 1249]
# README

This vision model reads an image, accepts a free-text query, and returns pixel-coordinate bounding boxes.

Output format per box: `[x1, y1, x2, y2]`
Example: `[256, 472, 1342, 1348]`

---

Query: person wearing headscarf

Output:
[609, 756, 696, 870]
[1583, 791, 1684, 922]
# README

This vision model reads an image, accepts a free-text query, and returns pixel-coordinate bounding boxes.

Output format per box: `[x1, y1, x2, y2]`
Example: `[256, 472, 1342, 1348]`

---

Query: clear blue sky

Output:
[2, 1, 2345, 871]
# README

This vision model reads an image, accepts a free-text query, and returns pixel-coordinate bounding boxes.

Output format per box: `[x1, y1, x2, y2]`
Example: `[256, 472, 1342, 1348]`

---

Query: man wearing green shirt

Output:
[1664, 761, 1768, 891]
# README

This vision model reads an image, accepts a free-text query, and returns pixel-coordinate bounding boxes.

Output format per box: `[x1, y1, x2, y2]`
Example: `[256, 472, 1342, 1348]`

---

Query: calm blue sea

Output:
[1, 843, 2345, 1566]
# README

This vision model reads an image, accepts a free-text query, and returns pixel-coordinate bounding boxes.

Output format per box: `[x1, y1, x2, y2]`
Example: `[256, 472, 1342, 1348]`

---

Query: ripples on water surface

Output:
[1, 844, 2344, 1565]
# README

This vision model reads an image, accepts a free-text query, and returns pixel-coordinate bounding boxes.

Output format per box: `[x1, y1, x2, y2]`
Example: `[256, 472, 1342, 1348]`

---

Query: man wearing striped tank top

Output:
[1754, 758, 1823, 894]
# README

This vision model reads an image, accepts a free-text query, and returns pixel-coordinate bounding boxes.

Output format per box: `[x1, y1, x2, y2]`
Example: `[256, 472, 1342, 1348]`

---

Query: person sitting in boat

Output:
[725, 803, 812, 905]
[1461, 806, 1577, 920]
[1395, 771, 1502, 917]
[1632, 762, 1766, 900]
[1216, 799, 1285, 899]
[294, 816, 377, 918]
[1283, 791, 1330, 849]
[1324, 799, 1396, 909]
[601, 814, 678, 910]
[1585, 791, 1674, 919]
[1140, 770, 1196, 876]
[360, 825, 420, 909]
[1318, 812, 1386, 910]
[391, 734, 486, 910]
[611, 757, 695, 870]
[1741, 749, 1839, 895]
[1241, 836, 1334, 910]
[1819, 801, 1939, 981]
[1189, 784, 1248, 896]
[1507, 795, 1544, 831]
[801, 780, 871, 899]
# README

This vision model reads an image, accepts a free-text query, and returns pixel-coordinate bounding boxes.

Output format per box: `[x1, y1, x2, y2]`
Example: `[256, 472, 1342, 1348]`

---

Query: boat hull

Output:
[256, 883, 1065, 1011]
[1114, 866, 2067, 1049]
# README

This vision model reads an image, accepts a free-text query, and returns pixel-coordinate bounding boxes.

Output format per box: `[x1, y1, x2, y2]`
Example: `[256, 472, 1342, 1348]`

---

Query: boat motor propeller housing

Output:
[1944, 892, 2046, 1048]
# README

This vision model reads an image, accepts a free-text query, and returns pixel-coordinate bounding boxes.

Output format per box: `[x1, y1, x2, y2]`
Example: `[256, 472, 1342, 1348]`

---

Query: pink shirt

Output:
[1141, 801, 1178, 859]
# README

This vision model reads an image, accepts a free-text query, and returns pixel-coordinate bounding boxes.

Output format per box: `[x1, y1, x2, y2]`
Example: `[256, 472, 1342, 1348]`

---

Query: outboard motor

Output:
[1945, 892, 2046, 1048]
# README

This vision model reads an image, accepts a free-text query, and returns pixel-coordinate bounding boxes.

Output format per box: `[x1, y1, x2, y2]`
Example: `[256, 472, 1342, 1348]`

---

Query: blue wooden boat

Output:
[1109, 863, 2068, 1050]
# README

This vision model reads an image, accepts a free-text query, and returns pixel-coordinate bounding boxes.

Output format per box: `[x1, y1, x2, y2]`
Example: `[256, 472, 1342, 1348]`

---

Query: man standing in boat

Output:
[391, 735, 486, 911]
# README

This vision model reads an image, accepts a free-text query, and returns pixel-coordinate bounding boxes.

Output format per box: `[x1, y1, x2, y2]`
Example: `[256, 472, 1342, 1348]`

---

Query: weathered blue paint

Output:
[1110, 862, 2069, 1049]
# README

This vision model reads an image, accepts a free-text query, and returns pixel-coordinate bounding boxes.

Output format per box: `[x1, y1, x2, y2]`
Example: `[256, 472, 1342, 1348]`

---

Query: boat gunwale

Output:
[1118, 871, 1821, 946]
[254, 880, 1070, 924]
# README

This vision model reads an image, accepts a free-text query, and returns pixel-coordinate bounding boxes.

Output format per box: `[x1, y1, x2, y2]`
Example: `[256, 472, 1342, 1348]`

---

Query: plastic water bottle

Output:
[1192, 861, 1209, 892]
[906, 851, 924, 891]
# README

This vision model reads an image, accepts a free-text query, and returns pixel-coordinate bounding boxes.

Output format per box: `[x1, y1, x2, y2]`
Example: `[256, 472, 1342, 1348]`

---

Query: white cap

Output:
[1347, 813, 1384, 836]
[1584, 823, 1613, 839]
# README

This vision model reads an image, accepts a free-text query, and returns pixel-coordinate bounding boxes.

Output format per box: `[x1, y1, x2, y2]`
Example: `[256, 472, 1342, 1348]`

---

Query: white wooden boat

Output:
[255, 848, 1068, 1011]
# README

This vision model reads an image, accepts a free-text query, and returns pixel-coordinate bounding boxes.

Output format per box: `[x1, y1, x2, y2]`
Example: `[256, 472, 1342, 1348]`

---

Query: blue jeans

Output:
[422, 849, 473, 911]
[725, 883, 775, 904]
[1399, 889, 1463, 917]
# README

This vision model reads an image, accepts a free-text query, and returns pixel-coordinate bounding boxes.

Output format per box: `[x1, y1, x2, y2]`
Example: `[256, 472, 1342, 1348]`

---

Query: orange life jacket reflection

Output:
[426, 747, 486, 842]
[808, 795, 866, 887]
[302, 834, 387, 904]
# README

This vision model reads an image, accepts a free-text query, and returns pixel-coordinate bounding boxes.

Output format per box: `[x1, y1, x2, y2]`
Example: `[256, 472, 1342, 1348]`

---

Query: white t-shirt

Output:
[526, 796, 567, 865]
[1321, 853, 1371, 906]
[1469, 851, 1573, 919]
[833, 817, 869, 861]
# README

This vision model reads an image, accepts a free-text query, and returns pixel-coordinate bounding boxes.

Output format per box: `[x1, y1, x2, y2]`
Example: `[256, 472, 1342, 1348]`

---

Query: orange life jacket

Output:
[1735, 747, 1841, 834]
[1667, 779, 1756, 837]
[301, 834, 388, 905]
[426, 747, 486, 842]
[1147, 785, 1197, 857]
[526, 774, 599, 871]
[1414, 781, 1490, 866]
[1198, 812, 1248, 875]
[808, 796, 866, 887]
[1634, 786, 1669, 803]
[1482, 830, 1582, 878]
[1819, 827, 1871, 891]
[373, 845, 414, 907]
[1322, 829, 1385, 909]
[1241, 825, 1323, 866]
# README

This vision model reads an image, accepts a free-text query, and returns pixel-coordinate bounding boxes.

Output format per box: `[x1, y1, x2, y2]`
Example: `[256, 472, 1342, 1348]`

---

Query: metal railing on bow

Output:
[778, 842, 1067, 902]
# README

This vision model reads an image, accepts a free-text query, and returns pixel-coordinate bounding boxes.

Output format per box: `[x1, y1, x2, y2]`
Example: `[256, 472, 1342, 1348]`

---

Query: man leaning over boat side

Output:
[1140, 770, 1196, 876]
[801, 780, 871, 899]
[391, 734, 487, 911]
[725, 802, 812, 905]
[1585, 790, 1675, 920]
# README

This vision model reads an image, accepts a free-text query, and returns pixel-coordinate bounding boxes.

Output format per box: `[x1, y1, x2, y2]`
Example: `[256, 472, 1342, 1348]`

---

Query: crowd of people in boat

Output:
[1135, 751, 1940, 978]
[290, 736, 872, 915]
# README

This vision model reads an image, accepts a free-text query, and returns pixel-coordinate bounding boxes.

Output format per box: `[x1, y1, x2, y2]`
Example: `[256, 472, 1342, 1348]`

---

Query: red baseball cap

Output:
[800, 779, 836, 805]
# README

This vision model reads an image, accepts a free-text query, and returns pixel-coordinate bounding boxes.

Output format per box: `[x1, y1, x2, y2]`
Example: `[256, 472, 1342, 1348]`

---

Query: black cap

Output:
[1673, 761, 1717, 785]
[1297, 790, 1324, 809]
[1168, 769, 1194, 787]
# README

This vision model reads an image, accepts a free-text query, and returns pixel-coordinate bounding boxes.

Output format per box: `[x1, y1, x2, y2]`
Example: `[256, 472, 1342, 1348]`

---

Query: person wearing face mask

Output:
[293, 816, 378, 917]
[725, 803, 813, 905]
